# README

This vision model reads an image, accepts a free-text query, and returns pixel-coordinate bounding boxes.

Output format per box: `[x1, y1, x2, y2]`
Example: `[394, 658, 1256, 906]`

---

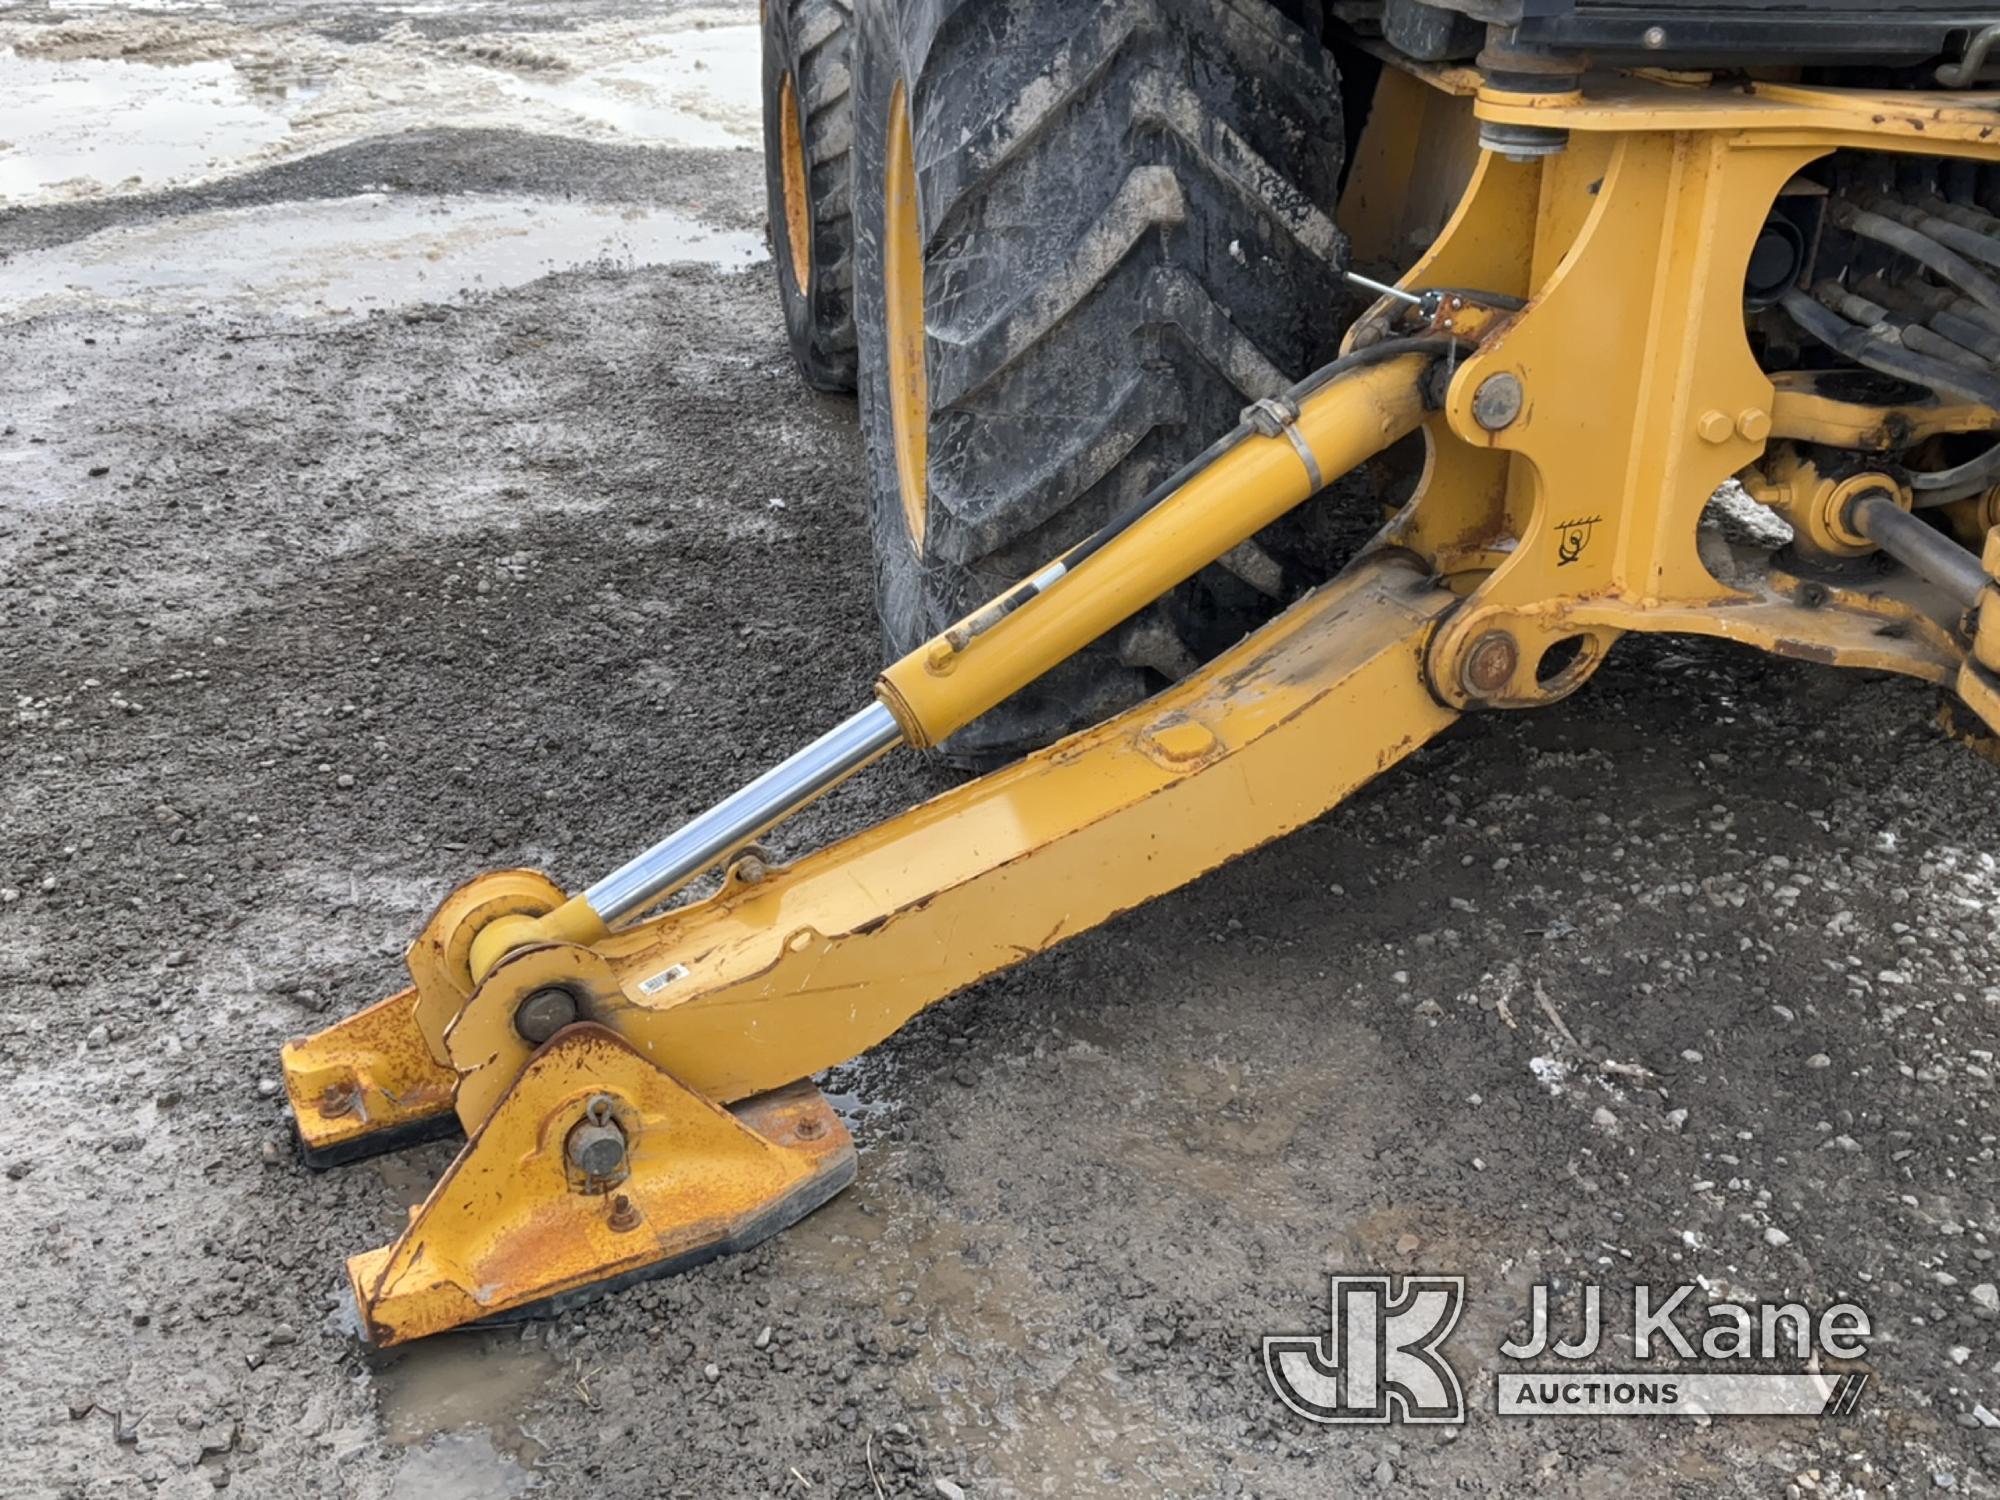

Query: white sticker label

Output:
[637, 963, 690, 996]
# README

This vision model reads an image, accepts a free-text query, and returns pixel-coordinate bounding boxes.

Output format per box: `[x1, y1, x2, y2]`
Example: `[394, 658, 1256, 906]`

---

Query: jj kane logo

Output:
[1264, 1278, 1871, 1424]
[1263, 1276, 1466, 1425]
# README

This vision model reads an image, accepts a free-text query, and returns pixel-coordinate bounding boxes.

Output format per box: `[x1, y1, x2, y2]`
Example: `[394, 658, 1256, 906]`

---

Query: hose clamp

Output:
[1241, 396, 1324, 491]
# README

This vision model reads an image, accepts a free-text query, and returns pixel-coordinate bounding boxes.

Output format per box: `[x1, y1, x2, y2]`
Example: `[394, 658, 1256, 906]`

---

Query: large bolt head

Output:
[566, 1118, 628, 1180]
[514, 987, 579, 1045]
[1471, 373, 1525, 431]
[1461, 630, 1520, 699]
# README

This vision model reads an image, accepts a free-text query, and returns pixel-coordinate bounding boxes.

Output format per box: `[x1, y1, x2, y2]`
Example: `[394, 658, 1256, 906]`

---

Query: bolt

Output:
[317, 1083, 356, 1118]
[1643, 25, 1666, 47]
[1461, 631, 1520, 698]
[567, 1107, 628, 1180]
[1796, 581, 1829, 610]
[1696, 409, 1734, 444]
[731, 854, 769, 886]
[608, 1194, 641, 1233]
[1736, 407, 1772, 442]
[1470, 373, 1524, 432]
[514, 986, 578, 1045]
[795, 1115, 827, 1141]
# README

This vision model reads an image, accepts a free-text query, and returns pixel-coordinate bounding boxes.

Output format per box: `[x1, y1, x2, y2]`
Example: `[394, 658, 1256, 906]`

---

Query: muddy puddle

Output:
[0, 12, 761, 205]
[0, 49, 289, 199]
[0, 192, 765, 318]
[372, 1328, 559, 1496]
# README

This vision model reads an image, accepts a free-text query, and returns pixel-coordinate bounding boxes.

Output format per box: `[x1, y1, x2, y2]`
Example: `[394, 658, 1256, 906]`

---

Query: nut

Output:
[608, 1193, 641, 1233]
[1470, 373, 1524, 432]
[1461, 631, 1520, 698]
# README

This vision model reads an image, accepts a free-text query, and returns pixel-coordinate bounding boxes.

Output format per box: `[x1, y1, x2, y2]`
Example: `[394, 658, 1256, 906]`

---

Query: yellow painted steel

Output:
[286, 68, 2000, 1342]
[349, 1026, 853, 1346]
[1338, 62, 1481, 271]
[875, 356, 1429, 747]
[438, 553, 1455, 1136]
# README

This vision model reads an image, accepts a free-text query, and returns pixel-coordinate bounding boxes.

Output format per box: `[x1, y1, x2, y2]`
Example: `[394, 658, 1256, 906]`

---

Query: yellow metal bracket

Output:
[349, 1024, 853, 1347]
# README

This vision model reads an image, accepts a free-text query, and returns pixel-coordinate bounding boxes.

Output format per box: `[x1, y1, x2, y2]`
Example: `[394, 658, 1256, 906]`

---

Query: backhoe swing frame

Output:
[285, 76, 2000, 1346]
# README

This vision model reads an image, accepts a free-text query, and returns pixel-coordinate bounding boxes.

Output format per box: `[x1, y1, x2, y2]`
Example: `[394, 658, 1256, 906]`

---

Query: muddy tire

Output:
[849, 0, 1350, 765]
[762, 0, 860, 391]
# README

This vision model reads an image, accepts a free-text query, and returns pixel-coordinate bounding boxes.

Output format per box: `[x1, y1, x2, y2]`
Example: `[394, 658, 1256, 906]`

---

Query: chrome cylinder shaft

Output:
[583, 700, 904, 926]
[1846, 490, 1990, 610]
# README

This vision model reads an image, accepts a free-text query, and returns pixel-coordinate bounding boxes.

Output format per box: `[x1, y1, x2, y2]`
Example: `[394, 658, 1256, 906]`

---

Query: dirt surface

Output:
[7, 3, 2000, 1497]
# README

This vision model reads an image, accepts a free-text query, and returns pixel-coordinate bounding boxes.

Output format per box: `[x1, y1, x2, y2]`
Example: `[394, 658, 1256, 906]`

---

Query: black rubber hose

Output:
[1832, 200, 2000, 317]
[1782, 288, 2000, 504]
[1872, 196, 2000, 273]
[1782, 287, 2000, 410]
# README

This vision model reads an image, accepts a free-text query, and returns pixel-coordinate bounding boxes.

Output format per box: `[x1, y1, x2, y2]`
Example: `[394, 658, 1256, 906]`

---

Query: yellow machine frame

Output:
[285, 69, 2000, 1344]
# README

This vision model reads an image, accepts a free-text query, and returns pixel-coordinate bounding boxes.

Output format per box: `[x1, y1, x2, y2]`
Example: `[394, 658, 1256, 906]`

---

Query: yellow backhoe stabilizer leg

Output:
[287, 72, 2000, 1342]
[282, 351, 1454, 1341]
[336, 552, 1454, 1342]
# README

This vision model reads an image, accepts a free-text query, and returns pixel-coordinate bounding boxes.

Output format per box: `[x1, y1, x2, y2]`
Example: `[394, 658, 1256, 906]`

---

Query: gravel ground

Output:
[6, 4, 2000, 1497]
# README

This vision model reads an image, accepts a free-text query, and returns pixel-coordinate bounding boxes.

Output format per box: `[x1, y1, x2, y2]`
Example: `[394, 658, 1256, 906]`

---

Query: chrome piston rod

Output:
[582, 701, 904, 926]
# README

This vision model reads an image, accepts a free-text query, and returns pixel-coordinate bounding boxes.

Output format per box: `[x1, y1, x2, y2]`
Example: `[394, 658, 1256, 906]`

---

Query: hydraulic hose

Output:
[1782, 289, 2000, 505]
[1832, 200, 2000, 317]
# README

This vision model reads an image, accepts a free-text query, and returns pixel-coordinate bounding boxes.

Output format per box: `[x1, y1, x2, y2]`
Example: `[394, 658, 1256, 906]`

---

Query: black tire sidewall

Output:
[762, 3, 854, 391]
[850, 0, 925, 663]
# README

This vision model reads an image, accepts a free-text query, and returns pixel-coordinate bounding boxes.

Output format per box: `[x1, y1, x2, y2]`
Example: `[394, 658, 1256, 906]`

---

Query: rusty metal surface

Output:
[280, 987, 458, 1167]
[347, 1025, 853, 1346]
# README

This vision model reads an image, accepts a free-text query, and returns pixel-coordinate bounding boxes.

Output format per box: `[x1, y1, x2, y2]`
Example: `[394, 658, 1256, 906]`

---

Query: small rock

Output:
[1395, 1233, 1421, 1255]
[1764, 1227, 1791, 1248]
[4, 1162, 29, 1181]
[1952, 1346, 1973, 1365]
[754, 1326, 773, 1350]
[1592, 1106, 1618, 1130]
[85, 1024, 109, 1049]
[1972, 1284, 1999, 1312]
[266, 1323, 297, 1347]
[934, 1482, 967, 1500]
[1806, 1053, 1832, 1070]
[1665, 1108, 1689, 1132]
[703, 1362, 721, 1383]
[255, 1079, 279, 1099]
[1372, 1459, 1396, 1487]
[67, 1395, 93, 1420]
[335, 774, 354, 790]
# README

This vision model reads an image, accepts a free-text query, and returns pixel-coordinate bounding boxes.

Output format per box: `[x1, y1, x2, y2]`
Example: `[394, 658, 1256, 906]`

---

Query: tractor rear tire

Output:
[850, 0, 1351, 765]
[762, 0, 860, 391]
